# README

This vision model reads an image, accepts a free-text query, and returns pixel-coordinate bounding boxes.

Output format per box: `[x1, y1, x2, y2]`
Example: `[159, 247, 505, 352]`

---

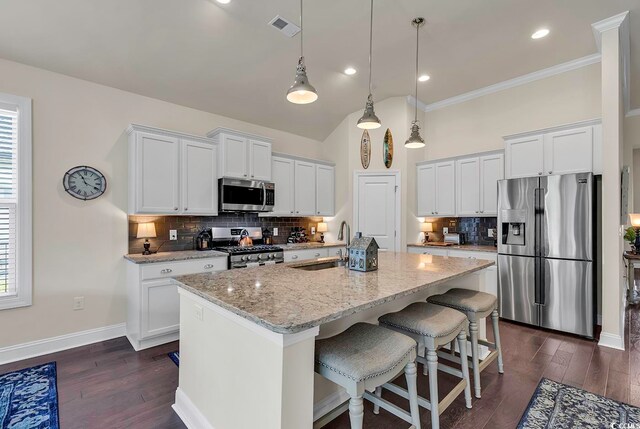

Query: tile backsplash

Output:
[128, 213, 323, 254]
[427, 217, 497, 246]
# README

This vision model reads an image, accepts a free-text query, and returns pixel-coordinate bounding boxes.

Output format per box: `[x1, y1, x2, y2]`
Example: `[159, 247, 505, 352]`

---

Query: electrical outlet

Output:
[169, 230, 177, 240]
[73, 296, 85, 311]
[488, 228, 495, 238]
[194, 304, 203, 321]
[273, 227, 278, 236]
[311, 226, 316, 235]
[443, 227, 449, 234]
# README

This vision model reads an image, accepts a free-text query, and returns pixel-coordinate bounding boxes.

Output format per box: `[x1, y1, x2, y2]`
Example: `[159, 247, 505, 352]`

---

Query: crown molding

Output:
[591, 11, 629, 51]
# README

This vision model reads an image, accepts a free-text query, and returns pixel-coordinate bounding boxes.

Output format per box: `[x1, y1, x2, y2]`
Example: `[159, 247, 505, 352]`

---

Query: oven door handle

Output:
[261, 182, 266, 211]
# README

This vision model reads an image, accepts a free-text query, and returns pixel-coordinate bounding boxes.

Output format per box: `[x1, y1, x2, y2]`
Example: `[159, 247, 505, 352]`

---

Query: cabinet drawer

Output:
[407, 247, 448, 256]
[141, 257, 227, 280]
[284, 248, 330, 262]
[447, 250, 497, 262]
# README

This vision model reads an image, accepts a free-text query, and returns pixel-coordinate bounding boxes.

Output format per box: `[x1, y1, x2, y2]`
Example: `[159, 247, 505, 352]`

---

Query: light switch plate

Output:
[443, 227, 449, 234]
[73, 296, 84, 311]
[488, 228, 495, 238]
[169, 230, 177, 240]
[273, 227, 278, 236]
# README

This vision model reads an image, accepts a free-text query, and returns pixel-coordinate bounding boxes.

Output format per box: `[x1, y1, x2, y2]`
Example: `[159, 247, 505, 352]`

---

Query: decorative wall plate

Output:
[383, 128, 394, 168]
[360, 130, 371, 169]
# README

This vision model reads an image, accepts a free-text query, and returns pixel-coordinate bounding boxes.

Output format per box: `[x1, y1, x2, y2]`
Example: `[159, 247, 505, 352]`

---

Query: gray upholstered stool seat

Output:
[427, 288, 497, 314]
[378, 302, 467, 339]
[315, 322, 417, 383]
[427, 288, 504, 399]
[377, 303, 472, 429]
[314, 323, 421, 429]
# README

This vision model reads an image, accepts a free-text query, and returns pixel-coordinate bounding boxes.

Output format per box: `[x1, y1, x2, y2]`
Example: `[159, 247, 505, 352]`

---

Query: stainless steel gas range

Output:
[209, 227, 284, 269]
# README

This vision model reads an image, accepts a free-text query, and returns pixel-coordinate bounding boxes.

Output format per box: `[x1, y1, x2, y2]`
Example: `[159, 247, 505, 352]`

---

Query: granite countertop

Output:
[279, 242, 344, 250]
[407, 243, 498, 253]
[173, 252, 494, 334]
[124, 250, 227, 264]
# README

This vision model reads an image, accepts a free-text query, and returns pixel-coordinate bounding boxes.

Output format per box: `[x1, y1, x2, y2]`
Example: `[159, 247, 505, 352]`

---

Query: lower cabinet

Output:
[126, 257, 227, 351]
[284, 247, 342, 262]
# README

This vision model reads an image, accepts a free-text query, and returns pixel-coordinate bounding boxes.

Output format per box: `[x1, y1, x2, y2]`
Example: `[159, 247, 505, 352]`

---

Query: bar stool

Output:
[427, 288, 504, 399]
[377, 302, 472, 429]
[314, 322, 422, 429]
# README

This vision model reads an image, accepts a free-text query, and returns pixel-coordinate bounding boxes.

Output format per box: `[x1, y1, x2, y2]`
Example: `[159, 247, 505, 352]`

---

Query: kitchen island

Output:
[172, 252, 494, 429]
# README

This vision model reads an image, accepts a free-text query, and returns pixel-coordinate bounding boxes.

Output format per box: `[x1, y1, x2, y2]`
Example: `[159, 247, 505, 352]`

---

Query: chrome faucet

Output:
[337, 221, 351, 261]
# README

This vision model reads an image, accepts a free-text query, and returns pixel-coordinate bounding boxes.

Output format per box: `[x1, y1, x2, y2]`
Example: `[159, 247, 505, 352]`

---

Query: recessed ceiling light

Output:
[531, 28, 550, 39]
[344, 67, 357, 75]
[216, 0, 231, 4]
[418, 74, 430, 82]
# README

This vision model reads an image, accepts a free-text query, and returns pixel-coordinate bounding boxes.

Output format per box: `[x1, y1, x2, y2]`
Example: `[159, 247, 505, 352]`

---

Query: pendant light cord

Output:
[414, 21, 419, 122]
[368, 0, 374, 96]
[300, 0, 304, 58]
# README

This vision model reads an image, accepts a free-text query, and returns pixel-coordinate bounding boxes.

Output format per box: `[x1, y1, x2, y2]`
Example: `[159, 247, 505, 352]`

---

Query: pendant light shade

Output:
[287, 0, 317, 104]
[405, 17, 426, 149]
[357, 0, 381, 129]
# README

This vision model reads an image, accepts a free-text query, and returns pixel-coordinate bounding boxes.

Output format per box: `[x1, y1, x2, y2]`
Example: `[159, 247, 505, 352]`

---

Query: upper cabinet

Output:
[479, 154, 504, 216]
[294, 161, 316, 216]
[315, 164, 335, 216]
[504, 120, 602, 179]
[207, 128, 272, 181]
[128, 125, 218, 216]
[417, 161, 456, 217]
[271, 156, 295, 216]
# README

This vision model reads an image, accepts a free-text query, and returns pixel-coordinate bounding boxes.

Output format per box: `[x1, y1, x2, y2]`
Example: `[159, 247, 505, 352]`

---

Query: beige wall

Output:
[0, 58, 322, 348]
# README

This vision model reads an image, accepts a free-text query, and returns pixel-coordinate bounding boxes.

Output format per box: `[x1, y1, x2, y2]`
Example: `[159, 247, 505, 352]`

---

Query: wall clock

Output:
[63, 166, 107, 200]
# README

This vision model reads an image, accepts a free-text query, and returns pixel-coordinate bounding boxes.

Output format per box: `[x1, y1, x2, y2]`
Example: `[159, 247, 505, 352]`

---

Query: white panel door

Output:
[435, 161, 456, 216]
[294, 160, 316, 215]
[141, 279, 180, 339]
[315, 164, 335, 216]
[480, 153, 504, 216]
[357, 175, 396, 251]
[221, 134, 248, 178]
[543, 126, 593, 175]
[271, 156, 295, 216]
[248, 140, 272, 180]
[505, 135, 544, 178]
[456, 157, 480, 216]
[136, 132, 180, 213]
[181, 139, 217, 215]
[417, 164, 436, 216]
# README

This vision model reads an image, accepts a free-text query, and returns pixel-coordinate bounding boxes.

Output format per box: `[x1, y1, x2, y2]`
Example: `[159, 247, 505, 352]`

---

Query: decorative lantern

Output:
[348, 235, 379, 272]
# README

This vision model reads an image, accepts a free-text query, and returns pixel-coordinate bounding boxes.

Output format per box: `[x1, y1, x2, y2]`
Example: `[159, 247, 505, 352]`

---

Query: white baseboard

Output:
[0, 323, 126, 365]
[313, 389, 350, 422]
[598, 332, 625, 350]
[173, 387, 215, 429]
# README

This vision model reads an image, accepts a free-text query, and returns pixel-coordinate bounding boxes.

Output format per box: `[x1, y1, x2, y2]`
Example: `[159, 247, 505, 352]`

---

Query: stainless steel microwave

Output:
[218, 178, 275, 212]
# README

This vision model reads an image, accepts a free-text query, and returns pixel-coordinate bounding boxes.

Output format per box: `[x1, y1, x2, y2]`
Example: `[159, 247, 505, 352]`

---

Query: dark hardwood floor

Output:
[1, 308, 639, 428]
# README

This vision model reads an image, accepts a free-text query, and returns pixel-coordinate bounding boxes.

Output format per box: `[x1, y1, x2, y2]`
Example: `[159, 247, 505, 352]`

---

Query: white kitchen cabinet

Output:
[407, 246, 449, 257]
[207, 128, 273, 180]
[283, 247, 332, 262]
[417, 161, 455, 217]
[128, 125, 218, 215]
[456, 157, 481, 216]
[126, 256, 227, 351]
[504, 120, 602, 179]
[181, 139, 218, 215]
[271, 156, 295, 216]
[417, 164, 436, 216]
[315, 164, 335, 216]
[479, 153, 504, 216]
[294, 160, 316, 215]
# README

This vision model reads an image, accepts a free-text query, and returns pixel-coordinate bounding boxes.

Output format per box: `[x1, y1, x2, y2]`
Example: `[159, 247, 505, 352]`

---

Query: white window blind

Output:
[0, 108, 17, 296]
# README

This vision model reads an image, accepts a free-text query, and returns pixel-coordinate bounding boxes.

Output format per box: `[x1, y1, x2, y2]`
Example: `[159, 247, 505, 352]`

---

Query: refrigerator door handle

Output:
[534, 257, 541, 305]
[534, 188, 541, 257]
[539, 258, 546, 306]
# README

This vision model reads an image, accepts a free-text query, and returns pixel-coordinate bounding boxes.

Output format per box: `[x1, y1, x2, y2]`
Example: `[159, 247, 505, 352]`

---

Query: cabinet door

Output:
[271, 156, 295, 216]
[294, 160, 316, 215]
[417, 164, 436, 216]
[456, 157, 480, 216]
[181, 139, 217, 215]
[480, 153, 504, 216]
[135, 132, 180, 214]
[141, 279, 180, 339]
[221, 134, 248, 178]
[505, 135, 544, 179]
[315, 164, 335, 216]
[435, 161, 456, 216]
[543, 126, 593, 175]
[249, 140, 272, 181]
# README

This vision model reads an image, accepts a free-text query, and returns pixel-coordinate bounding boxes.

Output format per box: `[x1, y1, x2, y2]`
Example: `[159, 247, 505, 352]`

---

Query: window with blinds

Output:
[0, 109, 17, 296]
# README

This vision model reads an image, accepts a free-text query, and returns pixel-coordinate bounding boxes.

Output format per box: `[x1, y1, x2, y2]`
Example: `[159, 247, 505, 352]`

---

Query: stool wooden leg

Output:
[457, 330, 472, 409]
[405, 361, 421, 429]
[423, 347, 429, 376]
[492, 309, 504, 374]
[449, 340, 456, 355]
[348, 396, 364, 429]
[469, 321, 481, 399]
[427, 349, 440, 429]
[372, 386, 381, 415]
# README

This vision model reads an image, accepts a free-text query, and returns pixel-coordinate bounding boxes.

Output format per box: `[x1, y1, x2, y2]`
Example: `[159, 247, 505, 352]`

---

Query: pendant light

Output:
[286, 0, 318, 104]
[357, 0, 381, 129]
[405, 17, 426, 149]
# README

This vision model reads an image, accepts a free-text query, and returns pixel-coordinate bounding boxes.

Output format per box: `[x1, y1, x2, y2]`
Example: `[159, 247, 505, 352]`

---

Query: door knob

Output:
[548, 171, 552, 174]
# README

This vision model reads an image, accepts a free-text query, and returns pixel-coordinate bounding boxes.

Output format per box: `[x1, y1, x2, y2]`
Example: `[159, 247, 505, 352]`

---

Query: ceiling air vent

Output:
[268, 15, 300, 38]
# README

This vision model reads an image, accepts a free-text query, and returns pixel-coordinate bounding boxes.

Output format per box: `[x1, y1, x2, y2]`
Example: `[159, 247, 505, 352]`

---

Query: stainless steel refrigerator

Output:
[497, 173, 594, 338]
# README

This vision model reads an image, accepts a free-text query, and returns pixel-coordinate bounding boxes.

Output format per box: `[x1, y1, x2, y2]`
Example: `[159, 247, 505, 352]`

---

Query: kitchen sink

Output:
[292, 259, 348, 271]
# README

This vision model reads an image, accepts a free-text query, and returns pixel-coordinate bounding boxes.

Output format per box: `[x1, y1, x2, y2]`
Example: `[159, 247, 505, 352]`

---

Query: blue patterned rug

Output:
[519, 378, 640, 428]
[168, 351, 179, 367]
[0, 362, 59, 428]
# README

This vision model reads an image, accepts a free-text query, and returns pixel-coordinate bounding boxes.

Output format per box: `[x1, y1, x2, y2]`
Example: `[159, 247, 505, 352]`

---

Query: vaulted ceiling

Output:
[0, 0, 637, 140]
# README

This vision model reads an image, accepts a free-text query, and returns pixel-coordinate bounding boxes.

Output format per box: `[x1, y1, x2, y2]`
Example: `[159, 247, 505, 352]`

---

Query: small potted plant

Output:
[625, 227, 637, 254]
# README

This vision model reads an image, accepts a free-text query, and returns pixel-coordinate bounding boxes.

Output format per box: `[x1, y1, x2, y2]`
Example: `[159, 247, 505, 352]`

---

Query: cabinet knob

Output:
[296, 211, 299, 214]
[538, 172, 542, 175]
[174, 207, 178, 211]
[244, 174, 247, 177]
[548, 171, 552, 174]
[161, 268, 173, 274]
[184, 208, 188, 211]
[204, 264, 214, 269]
[292, 255, 298, 260]
[475, 211, 479, 214]
[315, 253, 321, 257]
[290, 211, 294, 214]
[251, 175, 254, 178]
